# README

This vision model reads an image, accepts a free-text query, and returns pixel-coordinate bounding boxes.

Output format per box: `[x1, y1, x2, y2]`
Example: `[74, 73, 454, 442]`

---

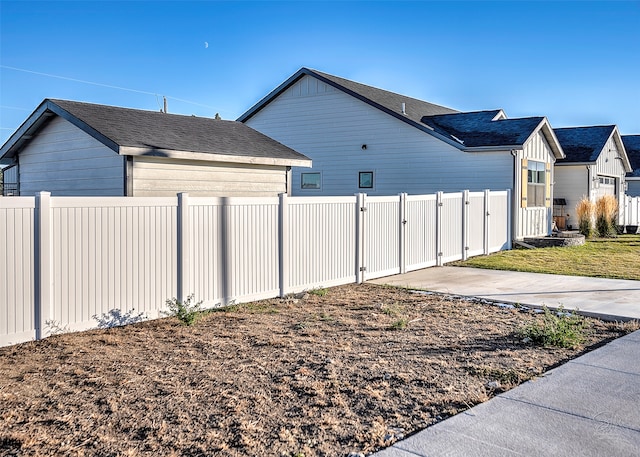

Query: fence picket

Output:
[0, 190, 511, 347]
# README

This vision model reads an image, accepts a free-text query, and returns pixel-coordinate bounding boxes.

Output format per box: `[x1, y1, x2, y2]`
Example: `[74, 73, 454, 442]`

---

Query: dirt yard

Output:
[0, 283, 631, 457]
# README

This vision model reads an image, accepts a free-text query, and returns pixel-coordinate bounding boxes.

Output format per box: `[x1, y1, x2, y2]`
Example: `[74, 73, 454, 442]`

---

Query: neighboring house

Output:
[622, 135, 640, 197]
[0, 99, 311, 197]
[1, 164, 18, 196]
[238, 67, 564, 239]
[554, 126, 631, 228]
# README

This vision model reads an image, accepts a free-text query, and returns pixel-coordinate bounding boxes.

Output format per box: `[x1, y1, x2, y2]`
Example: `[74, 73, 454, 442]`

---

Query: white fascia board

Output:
[529, 119, 565, 159]
[0, 102, 53, 160]
[492, 110, 508, 121]
[119, 146, 312, 168]
[555, 161, 595, 166]
[611, 127, 633, 172]
[463, 146, 522, 153]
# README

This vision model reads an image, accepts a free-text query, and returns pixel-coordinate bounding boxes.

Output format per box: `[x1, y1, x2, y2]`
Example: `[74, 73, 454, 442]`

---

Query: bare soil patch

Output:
[0, 283, 630, 457]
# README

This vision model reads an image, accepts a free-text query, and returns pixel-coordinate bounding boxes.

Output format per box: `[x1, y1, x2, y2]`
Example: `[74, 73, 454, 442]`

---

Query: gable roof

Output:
[238, 67, 466, 146]
[622, 135, 640, 178]
[0, 99, 311, 167]
[554, 125, 631, 171]
[238, 67, 563, 157]
[421, 111, 556, 150]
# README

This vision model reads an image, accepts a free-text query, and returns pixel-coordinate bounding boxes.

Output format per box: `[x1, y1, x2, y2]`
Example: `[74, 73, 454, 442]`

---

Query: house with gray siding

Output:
[622, 135, 640, 197]
[238, 68, 564, 239]
[553, 126, 631, 228]
[0, 99, 311, 197]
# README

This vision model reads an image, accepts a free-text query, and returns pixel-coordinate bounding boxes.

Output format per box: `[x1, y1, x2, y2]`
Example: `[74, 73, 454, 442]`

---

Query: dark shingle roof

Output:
[553, 125, 616, 163]
[421, 111, 545, 148]
[50, 99, 310, 162]
[237, 68, 458, 142]
[238, 68, 563, 156]
[622, 135, 640, 177]
[1, 99, 311, 166]
[308, 69, 458, 123]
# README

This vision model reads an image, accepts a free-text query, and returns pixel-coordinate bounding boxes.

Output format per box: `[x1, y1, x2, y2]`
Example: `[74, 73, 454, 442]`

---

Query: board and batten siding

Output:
[594, 136, 627, 223]
[16, 116, 124, 196]
[515, 130, 556, 238]
[131, 156, 289, 197]
[595, 136, 627, 179]
[245, 75, 513, 197]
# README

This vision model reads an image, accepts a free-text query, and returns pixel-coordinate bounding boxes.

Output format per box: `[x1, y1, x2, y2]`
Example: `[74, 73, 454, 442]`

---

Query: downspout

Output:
[511, 149, 518, 242]
[124, 156, 133, 196]
[586, 165, 592, 201]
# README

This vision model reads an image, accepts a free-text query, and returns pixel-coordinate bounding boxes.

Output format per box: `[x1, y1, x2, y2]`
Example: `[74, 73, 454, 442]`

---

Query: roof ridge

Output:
[306, 68, 458, 111]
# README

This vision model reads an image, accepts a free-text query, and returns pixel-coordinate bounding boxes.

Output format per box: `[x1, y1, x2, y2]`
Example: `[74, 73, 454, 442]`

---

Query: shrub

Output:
[594, 195, 618, 238]
[165, 294, 203, 326]
[519, 307, 588, 349]
[575, 198, 593, 237]
[388, 318, 408, 330]
[309, 287, 328, 297]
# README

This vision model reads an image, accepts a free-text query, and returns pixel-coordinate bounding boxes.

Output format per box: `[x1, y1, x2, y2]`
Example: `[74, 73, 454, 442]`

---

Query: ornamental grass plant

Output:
[575, 197, 593, 237]
[595, 195, 618, 238]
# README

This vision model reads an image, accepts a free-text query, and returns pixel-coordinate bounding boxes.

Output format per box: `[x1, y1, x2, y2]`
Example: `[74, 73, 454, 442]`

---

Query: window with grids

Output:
[527, 161, 546, 207]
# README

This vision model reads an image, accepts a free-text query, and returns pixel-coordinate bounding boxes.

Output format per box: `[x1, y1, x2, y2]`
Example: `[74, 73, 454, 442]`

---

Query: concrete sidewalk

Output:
[370, 266, 640, 321]
[369, 267, 640, 457]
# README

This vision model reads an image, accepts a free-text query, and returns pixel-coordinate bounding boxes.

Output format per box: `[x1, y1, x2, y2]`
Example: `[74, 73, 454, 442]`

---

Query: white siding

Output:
[246, 75, 513, 197]
[132, 156, 288, 197]
[554, 165, 588, 230]
[594, 136, 627, 223]
[595, 136, 627, 178]
[516, 131, 556, 238]
[17, 116, 124, 196]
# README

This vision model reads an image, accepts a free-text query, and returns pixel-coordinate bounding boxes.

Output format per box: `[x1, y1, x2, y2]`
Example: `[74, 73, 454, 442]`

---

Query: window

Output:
[527, 161, 546, 207]
[301, 172, 321, 189]
[359, 171, 374, 189]
[599, 176, 615, 186]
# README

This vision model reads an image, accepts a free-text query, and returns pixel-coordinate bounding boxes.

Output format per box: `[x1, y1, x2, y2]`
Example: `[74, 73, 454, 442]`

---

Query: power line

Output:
[0, 65, 219, 110]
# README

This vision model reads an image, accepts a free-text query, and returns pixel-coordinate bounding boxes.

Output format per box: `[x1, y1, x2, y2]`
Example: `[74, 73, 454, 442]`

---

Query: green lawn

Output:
[453, 234, 640, 281]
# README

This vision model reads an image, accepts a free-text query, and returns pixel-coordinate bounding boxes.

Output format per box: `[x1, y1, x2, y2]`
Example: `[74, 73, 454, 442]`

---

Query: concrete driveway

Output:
[370, 266, 640, 321]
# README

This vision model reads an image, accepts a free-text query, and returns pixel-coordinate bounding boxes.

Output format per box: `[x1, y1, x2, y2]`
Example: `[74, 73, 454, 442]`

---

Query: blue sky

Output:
[1, 1, 639, 146]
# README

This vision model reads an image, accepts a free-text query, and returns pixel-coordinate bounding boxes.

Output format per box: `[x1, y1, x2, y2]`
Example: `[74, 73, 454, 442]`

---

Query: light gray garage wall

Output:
[16, 117, 124, 196]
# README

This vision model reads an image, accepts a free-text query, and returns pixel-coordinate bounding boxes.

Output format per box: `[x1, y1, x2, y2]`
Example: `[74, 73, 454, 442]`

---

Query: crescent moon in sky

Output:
[205, 42, 209, 49]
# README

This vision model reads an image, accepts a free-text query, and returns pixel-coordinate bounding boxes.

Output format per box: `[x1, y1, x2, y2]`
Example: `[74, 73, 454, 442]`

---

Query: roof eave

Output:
[0, 99, 120, 161]
[555, 161, 595, 166]
[120, 146, 312, 168]
[237, 68, 311, 122]
[462, 146, 523, 153]
[522, 119, 565, 159]
[0, 100, 52, 160]
[238, 68, 467, 151]
[610, 127, 633, 172]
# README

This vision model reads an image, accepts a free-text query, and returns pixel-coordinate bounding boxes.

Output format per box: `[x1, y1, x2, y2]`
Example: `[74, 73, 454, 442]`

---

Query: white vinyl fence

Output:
[1, 190, 511, 347]
[624, 195, 640, 226]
